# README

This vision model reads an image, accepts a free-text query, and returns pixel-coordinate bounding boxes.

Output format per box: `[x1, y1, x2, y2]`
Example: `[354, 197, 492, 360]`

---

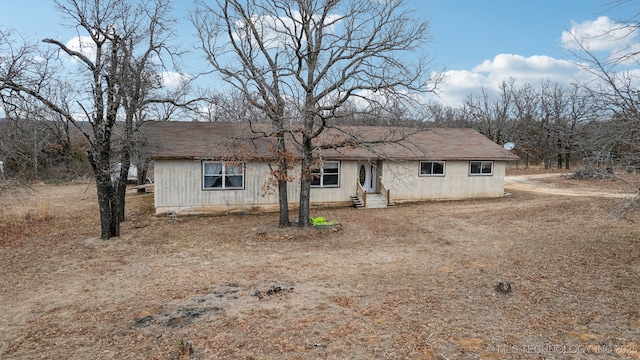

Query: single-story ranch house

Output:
[141, 121, 519, 215]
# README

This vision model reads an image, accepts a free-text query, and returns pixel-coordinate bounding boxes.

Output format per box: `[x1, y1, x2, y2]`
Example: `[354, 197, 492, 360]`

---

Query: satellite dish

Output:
[503, 142, 515, 151]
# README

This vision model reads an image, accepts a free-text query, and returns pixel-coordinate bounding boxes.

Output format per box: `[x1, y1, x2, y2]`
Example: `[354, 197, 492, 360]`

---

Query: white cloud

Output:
[428, 54, 588, 107]
[65, 36, 96, 61]
[561, 16, 633, 52]
[473, 54, 582, 83]
[161, 71, 190, 88]
[427, 70, 487, 106]
[561, 16, 640, 64]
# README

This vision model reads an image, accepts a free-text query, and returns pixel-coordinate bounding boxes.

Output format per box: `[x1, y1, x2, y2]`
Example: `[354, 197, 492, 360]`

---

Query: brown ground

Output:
[1, 172, 640, 359]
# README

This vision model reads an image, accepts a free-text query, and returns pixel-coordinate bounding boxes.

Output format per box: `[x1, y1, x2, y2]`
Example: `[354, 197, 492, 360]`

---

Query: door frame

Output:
[357, 161, 378, 193]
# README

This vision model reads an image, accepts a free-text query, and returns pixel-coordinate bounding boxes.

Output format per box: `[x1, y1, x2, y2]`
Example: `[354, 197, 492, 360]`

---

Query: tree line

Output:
[426, 79, 612, 172]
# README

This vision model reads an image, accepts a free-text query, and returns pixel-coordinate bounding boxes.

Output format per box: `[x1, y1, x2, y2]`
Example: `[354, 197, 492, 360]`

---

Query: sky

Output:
[1, 0, 637, 108]
[416, 0, 636, 105]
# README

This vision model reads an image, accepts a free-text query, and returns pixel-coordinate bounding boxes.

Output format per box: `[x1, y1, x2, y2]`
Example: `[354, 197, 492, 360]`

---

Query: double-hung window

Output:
[203, 161, 244, 189]
[469, 161, 493, 175]
[419, 161, 445, 176]
[311, 161, 340, 187]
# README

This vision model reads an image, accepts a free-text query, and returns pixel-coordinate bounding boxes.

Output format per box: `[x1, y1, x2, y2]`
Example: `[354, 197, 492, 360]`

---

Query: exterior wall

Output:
[381, 160, 507, 202]
[309, 160, 359, 204]
[153, 159, 507, 215]
[153, 159, 357, 215]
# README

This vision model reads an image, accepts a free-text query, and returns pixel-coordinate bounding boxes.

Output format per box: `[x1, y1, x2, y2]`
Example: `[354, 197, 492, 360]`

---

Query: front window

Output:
[420, 161, 445, 176]
[469, 161, 493, 176]
[311, 161, 340, 187]
[203, 161, 244, 189]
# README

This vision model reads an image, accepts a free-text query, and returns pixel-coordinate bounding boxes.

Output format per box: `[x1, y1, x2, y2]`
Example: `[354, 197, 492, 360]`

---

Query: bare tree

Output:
[195, 90, 268, 123]
[562, 1, 640, 212]
[565, 7, 640, 171]
[1, 77, 91, 180]
[539, 81, 595, 169]
[1, 0, 191, 239]
[441, 78, 595, 170]
[463, 80, 518, 146]
[194, 0, 439, 227]
[193, 0, 295, 227]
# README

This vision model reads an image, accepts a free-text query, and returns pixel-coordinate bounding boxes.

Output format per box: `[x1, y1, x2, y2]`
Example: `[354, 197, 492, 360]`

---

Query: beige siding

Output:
[154, 159, 356, 215]
[309, 160, 358, 203]
[154, 159, 507, 215]
[381, 160, 507, 202]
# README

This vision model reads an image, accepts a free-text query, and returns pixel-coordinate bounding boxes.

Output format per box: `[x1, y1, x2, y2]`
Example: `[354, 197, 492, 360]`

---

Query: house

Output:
[141, 121, 519, 215]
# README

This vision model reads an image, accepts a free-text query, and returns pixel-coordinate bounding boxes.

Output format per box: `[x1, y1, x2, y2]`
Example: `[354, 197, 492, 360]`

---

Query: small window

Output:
[469, 161, 493, 176]
[203, 161, 244, 189]
[420, 161, 445, 176]
[311, 161, 340, 187]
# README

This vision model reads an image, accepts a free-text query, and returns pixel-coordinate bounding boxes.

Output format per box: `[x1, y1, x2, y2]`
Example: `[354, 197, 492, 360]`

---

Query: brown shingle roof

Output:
[141, 121, 519, 161]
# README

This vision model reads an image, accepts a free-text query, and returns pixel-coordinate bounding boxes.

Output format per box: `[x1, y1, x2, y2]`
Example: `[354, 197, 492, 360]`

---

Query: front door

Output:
[357, 161, 377, 193]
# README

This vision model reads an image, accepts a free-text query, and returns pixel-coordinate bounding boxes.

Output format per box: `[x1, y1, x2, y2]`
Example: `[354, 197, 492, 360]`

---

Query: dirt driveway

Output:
[505, 173, 639, 198]
[1, 174, 639, 359]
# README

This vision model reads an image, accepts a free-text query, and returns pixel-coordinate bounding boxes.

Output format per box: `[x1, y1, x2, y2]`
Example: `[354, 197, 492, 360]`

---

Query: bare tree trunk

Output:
[115, 154, 130, 223]
[136, 154, 150, 186]
[115, 107, 134, 223]
[276, 134, 290, 227]
[298, 134, 313, 227]
[90, 153, 119, 239]
[277, 178, 289, 227]
[137, 165, 147, 186]
[557, 152, 563, 169]
[95, 178, 113, 239]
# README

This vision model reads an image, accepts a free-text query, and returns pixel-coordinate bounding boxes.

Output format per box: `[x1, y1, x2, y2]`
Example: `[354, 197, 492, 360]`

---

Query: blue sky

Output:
[1, 0, 636, 107]
[420, 0, 606, 69]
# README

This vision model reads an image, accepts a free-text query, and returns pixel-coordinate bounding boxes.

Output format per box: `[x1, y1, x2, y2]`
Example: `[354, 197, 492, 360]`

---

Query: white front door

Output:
[357, 161, 377, 192]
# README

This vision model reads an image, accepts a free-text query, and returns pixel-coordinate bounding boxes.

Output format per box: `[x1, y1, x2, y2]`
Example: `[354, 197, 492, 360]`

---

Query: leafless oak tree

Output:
[1, 0, 193, 239]
[563, 1, 640, 172]
[193, 0, 440, 227]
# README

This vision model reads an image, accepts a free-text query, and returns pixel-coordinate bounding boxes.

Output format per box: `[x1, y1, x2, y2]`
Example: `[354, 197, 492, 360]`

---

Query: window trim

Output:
[469, 160, 493, 176]
[311, 161, 340, 188]
[419, 161, 446, 177]
[202, 161, 245, 190]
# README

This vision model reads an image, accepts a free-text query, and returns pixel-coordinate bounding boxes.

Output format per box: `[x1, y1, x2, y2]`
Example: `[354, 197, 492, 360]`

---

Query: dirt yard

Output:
[1, 172, 639, 359]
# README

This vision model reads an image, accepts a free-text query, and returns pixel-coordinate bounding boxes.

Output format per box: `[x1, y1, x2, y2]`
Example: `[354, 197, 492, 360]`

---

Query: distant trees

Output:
[428, 79, 597, 170]
[194, 0, 439, 226]
[0, 114, 90, 182]
[0, 72, 90, 181]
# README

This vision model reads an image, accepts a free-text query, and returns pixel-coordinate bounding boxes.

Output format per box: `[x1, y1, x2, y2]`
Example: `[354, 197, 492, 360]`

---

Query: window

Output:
[469, 161, 493, 175]
[420, 161, 445, 176]
[203, 161, 244, 189]
[311, 161, 340, 187]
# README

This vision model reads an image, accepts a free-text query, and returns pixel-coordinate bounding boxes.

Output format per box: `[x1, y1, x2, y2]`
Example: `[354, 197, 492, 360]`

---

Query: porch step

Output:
[351, 193, 395, 209]
[351, 196, 364, 208]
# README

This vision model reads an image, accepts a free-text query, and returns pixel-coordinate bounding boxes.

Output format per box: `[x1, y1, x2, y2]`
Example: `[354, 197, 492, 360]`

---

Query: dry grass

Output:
[0, 177, 639, 359]
[0, 194, 53, 244]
